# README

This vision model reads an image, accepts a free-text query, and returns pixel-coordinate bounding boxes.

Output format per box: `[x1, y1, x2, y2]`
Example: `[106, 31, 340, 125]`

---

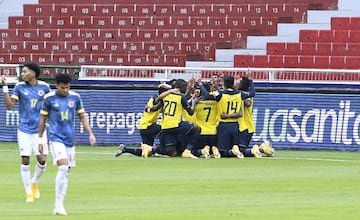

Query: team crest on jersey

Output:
[38, 90, 45, 96]
[54, 103, 59, 108]
[68, 101, 74, 108]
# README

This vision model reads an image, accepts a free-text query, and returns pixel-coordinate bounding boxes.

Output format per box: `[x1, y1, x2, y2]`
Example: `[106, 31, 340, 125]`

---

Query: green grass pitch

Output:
[1, 142, 360, 220]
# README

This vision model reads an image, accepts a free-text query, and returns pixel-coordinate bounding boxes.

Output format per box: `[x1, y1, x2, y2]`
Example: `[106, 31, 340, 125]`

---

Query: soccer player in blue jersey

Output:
[197, 74, 255, 158]
[38, 73, 96, 216]
[1, 62, 51, 202]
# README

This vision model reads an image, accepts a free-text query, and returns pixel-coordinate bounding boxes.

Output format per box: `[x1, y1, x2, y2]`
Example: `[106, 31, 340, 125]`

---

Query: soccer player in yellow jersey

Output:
[236, 77, 275, 157]
[192, 83, 220, 158]
[115, 84, 170, 158]
[154, 79, 201, 158]
[197, 75, 255, 158]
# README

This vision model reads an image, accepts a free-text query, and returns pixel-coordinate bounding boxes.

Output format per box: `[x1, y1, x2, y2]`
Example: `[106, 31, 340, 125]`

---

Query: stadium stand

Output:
[233, 0, 360, 81]
[2, 0, 359, 83]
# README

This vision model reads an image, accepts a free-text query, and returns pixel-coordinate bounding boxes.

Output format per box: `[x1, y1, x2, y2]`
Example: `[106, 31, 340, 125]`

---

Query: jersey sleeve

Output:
[76, 95, 85, 114]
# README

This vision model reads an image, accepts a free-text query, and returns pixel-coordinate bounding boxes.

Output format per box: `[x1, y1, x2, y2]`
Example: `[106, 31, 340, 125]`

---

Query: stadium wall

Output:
[1, 86, 359, 151]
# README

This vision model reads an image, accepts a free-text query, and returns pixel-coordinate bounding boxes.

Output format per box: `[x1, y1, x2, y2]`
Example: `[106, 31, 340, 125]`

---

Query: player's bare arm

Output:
[37, 114, 48, 154]
[79, 112, 96, 146]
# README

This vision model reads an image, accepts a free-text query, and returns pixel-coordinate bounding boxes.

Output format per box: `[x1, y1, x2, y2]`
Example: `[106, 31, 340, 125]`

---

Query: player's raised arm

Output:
[1, 75, 16, 109]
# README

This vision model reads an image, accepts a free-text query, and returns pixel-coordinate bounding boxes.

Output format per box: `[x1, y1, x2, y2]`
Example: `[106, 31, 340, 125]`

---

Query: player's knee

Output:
[166, 145, 177, 157]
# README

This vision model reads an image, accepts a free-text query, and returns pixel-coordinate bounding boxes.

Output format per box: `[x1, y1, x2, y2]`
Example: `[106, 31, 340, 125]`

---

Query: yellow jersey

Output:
[139, 95, 161, 129]
[195, 99, 218, 135]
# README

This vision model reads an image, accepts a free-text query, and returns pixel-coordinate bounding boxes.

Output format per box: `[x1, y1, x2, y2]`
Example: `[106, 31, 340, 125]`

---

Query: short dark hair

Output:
[168, 79, 177, 89]
[23, 62, 41, 79]
[55, 73, 72, 84]
[223, 75, 234, 89]
[240, 76, 250, 91]
[174, 79, 187, 93]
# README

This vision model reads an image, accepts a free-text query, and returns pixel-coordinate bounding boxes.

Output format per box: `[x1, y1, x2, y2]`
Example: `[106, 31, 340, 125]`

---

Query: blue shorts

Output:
[140, 123, 161, 146]
[197, 135, 217, 149]
[217, 122, 239, 150]
[161, 121, 194, 155]
[239, 129, 253, 148]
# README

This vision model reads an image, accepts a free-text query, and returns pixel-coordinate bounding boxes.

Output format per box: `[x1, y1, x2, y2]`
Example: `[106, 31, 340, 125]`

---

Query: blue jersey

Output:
[11, 81, 50, 134]
[41, 90, 84, 147]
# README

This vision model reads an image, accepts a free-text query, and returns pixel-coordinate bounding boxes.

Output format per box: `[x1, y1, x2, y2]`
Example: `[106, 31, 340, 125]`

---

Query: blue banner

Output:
[1, 89, 359, 150]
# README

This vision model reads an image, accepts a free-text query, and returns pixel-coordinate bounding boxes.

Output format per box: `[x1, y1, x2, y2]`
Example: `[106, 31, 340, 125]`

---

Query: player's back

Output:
[195, 99, 218, 135]
[217, 90, 242, 123]
[161, 93, 185, 129]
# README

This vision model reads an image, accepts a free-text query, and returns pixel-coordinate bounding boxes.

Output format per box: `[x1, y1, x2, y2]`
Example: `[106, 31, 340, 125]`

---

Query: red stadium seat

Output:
[347, 43, 360, 55]
[23, 4, 53, 16]
[112, 16, 133, 28]
[163, 54, 186, 66]
[266, 42, 285, 55]
[85, 41, 106, 54]
[0, 53, 12, 63]
[329, 56, 345, 69]
[314, 55, 330, 68]
[248, 4, 267, 16]
[0, 29, 19, 41]
[331, 17, 351, 30]
[44, 41, 67, 53]
[332, 30, 350, 43]
[349, 30, 360, 42]
[51, 54, 73, 65]
[298, 55, 315, 68]
[315, 43, 332, 56]
[270, 4, 308, 23]
[25, 41, 48, 53]
[108, 54, 128, 65]
[11, 53, 32, 64]
[31, 53, 52, 65]
[92, 16, 113, 29]
[299, 30, 319, 42]
[133, 4, 154, 16]
[52, 4, 75, 15]
[2, 41, 25, 53]
[345, 56, 360, 69]
[193, 4, 213, 16]
[318, 30, 335, 43]
[78, 29, 101, 41]
[95, 4, 117, 16]
[268, 55, 283, 68]
[252, 55, 269, 68]
[90, 54, 112, 65]
[171, 4, 193, 16]
[283, 55, 300, 68]
[72, 54, 92, 65]
[285, 42, 300, 55]
[234, 54, 253, 67]
[57, 29, 78, 41]
[349, 17, 360, 30]
[65, 41, 86, 53]
[331, 43, 347, 56]
[153, 4, 173, 16]
[331, 17, 360, 30]
[299, 43, 316, 55]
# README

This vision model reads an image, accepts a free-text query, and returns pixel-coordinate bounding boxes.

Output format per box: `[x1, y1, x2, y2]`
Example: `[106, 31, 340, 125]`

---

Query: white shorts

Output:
[49, 142, 76, 167]
[18, 130, 49, 156]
